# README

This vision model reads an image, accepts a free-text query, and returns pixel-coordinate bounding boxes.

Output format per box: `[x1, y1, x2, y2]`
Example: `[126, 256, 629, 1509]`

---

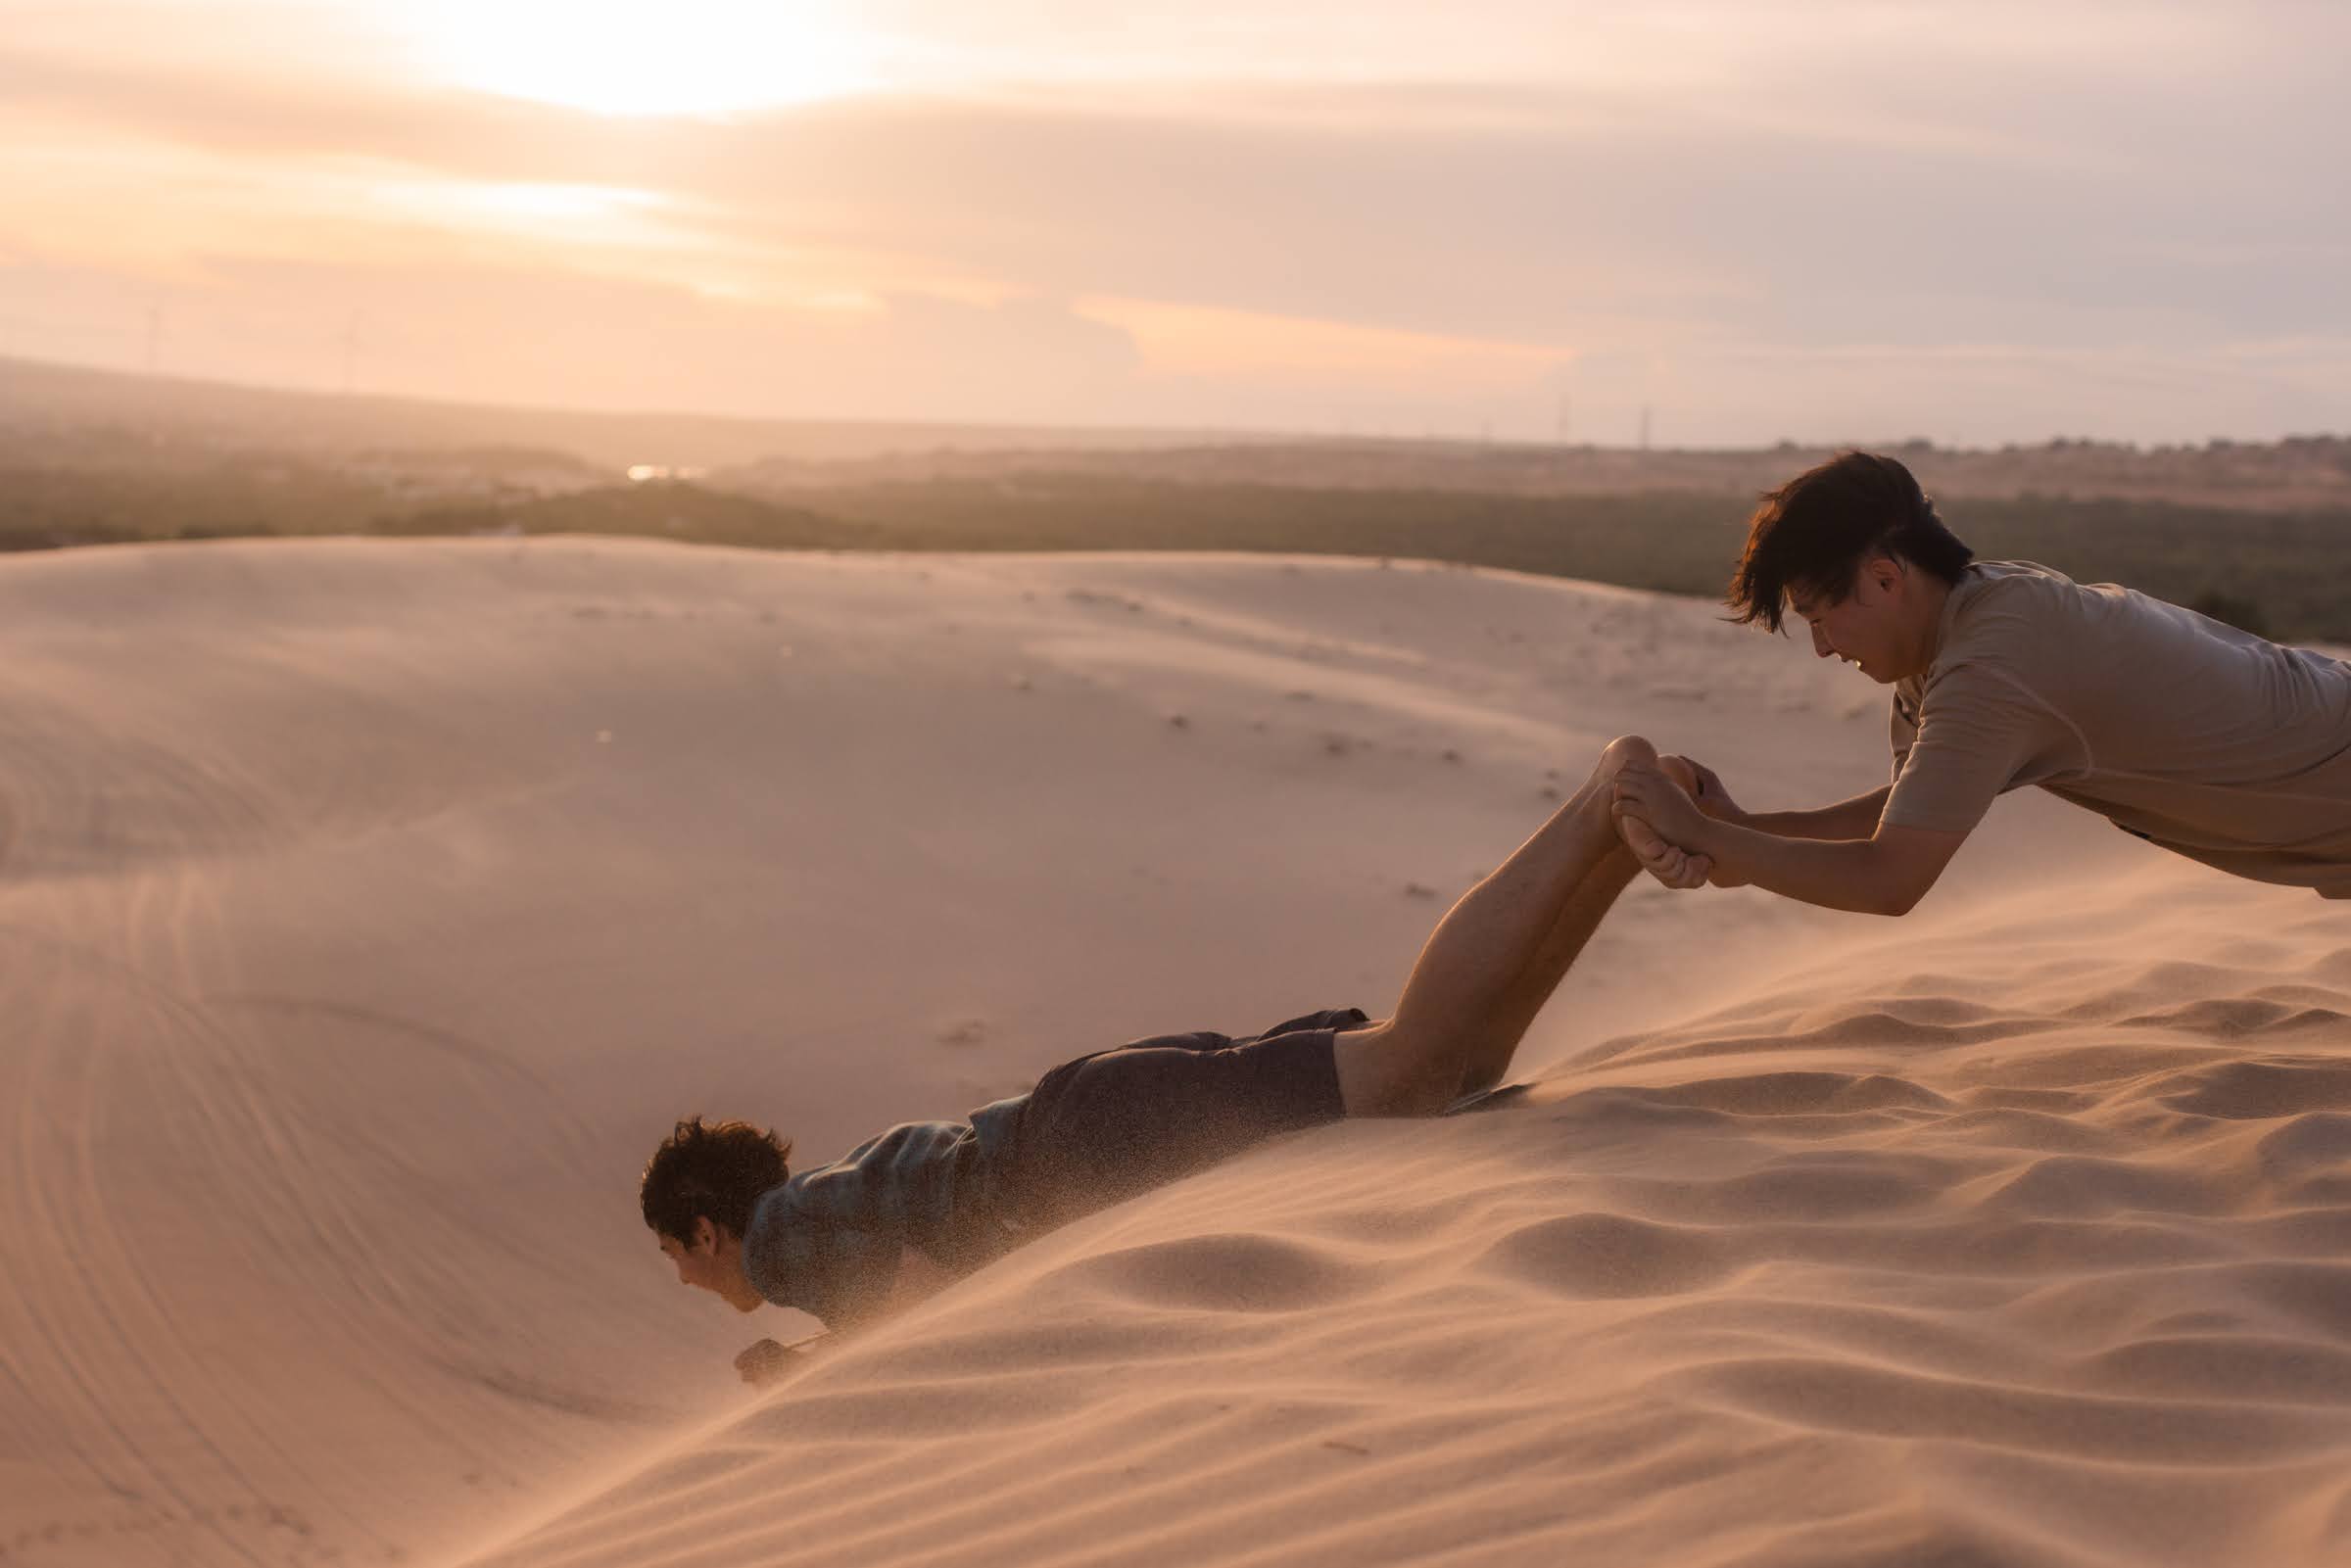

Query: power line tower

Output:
[1555, 390, 1571, 446]
[338, 309, 362, 395]
[1639, 404, 1653, 451]
[144, 305, 163, 376]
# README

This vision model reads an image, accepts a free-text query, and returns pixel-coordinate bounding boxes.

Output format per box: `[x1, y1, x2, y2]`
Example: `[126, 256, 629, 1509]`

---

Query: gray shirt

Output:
[1885, 560, 2351, 897]
[742, 1097, 1027, 1331]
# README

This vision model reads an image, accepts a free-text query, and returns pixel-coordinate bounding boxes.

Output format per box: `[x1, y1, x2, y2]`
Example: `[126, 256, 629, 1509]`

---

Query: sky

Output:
[2, 0, 2345, 446]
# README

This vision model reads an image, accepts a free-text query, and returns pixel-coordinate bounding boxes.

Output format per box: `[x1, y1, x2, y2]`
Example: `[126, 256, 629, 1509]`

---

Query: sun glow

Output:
[414, 0, 882, 117]
[364, 177, 677, 247]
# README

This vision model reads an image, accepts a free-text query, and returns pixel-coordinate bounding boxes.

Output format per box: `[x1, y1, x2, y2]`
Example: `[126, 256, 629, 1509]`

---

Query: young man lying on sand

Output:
[644, 737, 1705, 1384]
[1612, 450, 2351, 914]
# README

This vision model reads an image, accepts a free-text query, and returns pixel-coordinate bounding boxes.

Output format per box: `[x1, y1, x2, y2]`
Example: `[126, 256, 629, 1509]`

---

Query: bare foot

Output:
[1586, 734, 1662, 788]
[1590, 738, 1712, 886]
[1586, 737, 1702, 795]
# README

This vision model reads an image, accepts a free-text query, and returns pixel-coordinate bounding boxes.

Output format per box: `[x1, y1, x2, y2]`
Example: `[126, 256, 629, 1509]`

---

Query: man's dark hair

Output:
[641, 1117, 792, 1244]
[1727, 451, 1974, 633]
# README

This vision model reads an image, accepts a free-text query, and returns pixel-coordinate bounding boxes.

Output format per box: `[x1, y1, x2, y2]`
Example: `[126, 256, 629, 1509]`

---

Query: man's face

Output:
[658, 1218, 764, 1312]
[1789, 555, 1922, 684]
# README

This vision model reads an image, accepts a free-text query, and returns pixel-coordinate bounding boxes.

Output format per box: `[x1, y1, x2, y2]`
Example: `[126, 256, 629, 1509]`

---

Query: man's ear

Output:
[692, 1215, 718, 1254]
[1863, 552, 1905, 598]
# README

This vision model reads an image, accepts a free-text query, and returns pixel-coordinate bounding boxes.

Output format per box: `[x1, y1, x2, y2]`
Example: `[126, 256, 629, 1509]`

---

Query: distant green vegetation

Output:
[1957, 494, 2339, 640]
[403, 476, 1751, 594]
[631, 475, 2351, 643]
[5, 462, 2346, 643]
[372, 479, 874, 549]
[0, 454, 367, 547]
[813, 478, 1747, 594]
[0, 431, 589, 549]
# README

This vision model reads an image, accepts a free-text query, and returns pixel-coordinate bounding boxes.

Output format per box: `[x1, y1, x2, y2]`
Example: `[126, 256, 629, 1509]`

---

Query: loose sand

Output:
[0, 539, 2341, 1568]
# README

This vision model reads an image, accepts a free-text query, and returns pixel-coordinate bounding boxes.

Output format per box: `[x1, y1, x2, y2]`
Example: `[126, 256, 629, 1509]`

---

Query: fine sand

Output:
[0, 539, 2343, 1568]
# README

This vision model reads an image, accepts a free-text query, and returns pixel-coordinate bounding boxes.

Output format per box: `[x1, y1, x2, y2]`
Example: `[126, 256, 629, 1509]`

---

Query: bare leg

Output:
[1333, 736, 1661, 1117]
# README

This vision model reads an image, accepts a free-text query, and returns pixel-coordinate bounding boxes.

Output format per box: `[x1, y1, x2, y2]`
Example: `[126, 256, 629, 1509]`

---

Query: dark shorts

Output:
[998, 1006, 1365, 1232]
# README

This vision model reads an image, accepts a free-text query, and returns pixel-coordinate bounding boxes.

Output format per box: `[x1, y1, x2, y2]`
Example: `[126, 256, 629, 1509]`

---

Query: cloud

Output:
[9, 50, 2343, 348]
[0, 248, 1150, 425]
[1, 3, 2345, 442]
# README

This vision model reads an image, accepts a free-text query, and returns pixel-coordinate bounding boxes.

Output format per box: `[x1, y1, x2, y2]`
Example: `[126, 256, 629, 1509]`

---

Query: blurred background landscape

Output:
[6, 351, 2345, 642]
[10, 2, 2345, 642]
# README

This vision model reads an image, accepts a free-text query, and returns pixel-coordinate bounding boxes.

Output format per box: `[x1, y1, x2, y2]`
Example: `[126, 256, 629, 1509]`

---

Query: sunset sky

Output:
[3, 1, 2344, 445]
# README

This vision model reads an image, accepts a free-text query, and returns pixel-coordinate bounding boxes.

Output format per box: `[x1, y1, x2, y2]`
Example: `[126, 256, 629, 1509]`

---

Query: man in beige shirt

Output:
[1611, 451, 2351, 913]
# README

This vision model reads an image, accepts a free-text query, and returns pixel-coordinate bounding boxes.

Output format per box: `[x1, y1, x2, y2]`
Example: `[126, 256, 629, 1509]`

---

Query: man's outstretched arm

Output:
[1615, 766, 1965, 916]
[1733, 784, 1894, 844]
[1625, 763, 1890, 889]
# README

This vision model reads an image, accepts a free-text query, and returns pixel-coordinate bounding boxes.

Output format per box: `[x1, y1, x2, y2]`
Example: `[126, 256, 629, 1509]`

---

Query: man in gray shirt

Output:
[1611, 451, 2351, 912]
[645, 736, 1708, 1379]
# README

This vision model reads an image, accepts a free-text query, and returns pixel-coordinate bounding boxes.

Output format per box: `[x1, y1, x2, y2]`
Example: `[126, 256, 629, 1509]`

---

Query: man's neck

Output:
[1908, 574, 1957, 676]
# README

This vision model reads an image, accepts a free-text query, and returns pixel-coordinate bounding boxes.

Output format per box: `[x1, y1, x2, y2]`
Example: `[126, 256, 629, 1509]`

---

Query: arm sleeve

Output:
[1882, 661, 2073, 833]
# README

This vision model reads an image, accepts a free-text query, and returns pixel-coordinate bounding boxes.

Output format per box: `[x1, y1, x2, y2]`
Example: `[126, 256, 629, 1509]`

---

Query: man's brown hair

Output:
[641, 1117, 792, 1244]
[1728, 451, 1974, 633]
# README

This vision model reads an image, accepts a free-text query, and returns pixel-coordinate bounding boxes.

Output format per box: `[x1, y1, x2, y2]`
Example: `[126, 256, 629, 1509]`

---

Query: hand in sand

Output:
[1614, 754, 1714, 889]
[735, 1338, 802, 1387]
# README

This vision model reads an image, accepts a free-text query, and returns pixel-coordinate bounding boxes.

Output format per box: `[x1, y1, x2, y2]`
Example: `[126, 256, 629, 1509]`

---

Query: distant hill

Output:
[0, 354, 1271, 472]
[8, 352, 2347, 511]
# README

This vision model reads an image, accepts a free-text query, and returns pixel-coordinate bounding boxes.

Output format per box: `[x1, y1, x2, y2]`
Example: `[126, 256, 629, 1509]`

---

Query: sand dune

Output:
[458, 869, 2351, 1568]
[0, 539, 2341, 1567]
